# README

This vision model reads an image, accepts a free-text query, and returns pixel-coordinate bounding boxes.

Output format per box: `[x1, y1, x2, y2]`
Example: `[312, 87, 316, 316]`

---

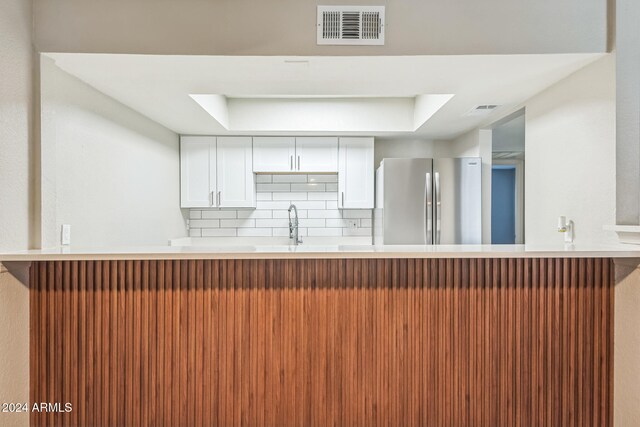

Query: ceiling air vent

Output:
[465, 105, 501, 116]
[317, 6, 385, 45]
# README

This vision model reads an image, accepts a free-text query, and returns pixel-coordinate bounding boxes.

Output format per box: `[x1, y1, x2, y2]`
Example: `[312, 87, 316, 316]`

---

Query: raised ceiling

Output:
[45, 53, 603, 139]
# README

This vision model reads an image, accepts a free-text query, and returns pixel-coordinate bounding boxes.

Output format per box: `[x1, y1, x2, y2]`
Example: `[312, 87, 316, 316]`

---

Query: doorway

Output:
[491, 165, 517, 243]
[490, 112, 525, 244]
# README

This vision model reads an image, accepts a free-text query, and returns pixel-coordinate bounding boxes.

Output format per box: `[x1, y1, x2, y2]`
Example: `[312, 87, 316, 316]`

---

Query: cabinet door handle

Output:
[290, 155, 293, 170]
[210, 191, 214, 206]
[297, 155, 300, 170]
[341, 192, 344, 208]
[217, 191, 221, 207]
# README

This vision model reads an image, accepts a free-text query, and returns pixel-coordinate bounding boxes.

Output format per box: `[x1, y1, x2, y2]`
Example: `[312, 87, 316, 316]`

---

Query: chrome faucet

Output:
[288, 204, 303, 245]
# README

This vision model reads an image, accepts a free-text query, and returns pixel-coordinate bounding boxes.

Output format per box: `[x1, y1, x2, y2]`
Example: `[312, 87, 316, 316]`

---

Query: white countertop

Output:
[2, 243, 640, 261]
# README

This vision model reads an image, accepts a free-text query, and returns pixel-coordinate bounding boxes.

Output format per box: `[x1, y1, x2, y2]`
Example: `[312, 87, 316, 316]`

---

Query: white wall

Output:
[492, 115, 526, 153]
[616, 0, 640, 224]
[40, 58, 187, 247]
[1, 0, 33, 251]
[453, 55, 616, 245]
[524, 55, 616, 245]
[32, 0, 607, 55]
[0, 0, 32, 424]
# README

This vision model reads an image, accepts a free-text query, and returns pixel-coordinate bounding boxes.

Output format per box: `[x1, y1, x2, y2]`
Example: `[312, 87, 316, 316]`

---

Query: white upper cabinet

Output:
[338, 137, 374, 209]
[253, 136, 338, 173]
[253, 137, 296, 172]
[180, 136, 216, 208]
[181, 136, 255, 209]
[216, 137, 256, 208]
[295, 137, 338, 172]
[182, 135, 374, 210]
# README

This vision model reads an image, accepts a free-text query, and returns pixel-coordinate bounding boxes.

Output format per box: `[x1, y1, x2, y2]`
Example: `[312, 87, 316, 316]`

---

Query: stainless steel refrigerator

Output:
[373, 158, 482, 245]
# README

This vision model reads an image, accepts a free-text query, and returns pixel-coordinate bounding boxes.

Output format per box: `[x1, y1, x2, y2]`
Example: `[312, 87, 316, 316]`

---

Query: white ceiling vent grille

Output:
[465, 105, 501, 116]
[317, 6, 385, 45]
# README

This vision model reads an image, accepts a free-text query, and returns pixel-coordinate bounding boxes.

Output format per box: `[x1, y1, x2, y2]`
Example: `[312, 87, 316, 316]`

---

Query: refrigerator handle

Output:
[425, 172, 432, 244]
[435, 172, 441, 244]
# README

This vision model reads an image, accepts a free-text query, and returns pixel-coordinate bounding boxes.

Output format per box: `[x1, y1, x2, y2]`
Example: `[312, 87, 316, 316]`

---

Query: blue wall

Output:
[491, 166, 516, 244]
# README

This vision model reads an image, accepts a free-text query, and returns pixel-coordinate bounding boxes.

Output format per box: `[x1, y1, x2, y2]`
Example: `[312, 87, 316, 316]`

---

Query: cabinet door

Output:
[338, 137, 374, 209]
[217, 137, 256, 208]
[180, 136, 216, 208]
[253, 137, 296, 172]
[295, 137, 338, 172]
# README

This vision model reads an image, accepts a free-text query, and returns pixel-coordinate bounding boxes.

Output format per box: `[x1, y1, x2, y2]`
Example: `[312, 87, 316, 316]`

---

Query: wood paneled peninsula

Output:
[2, 244, 636, 427]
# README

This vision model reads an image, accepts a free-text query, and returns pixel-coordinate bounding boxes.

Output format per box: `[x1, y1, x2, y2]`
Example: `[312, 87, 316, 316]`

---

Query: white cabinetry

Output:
[295, 137, 338, 172]
[216, 137, 256, 208]
[180, 136, 255, 208]
[253, 137, 296, 172]
[182, 135, 374, 210]
[338, 137, 374, 209]
[180, 136, 216, 208]
[253, 136, 338, 173]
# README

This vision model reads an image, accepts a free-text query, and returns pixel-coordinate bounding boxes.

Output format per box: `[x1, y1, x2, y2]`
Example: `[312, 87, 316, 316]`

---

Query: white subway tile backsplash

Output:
[307, 192, 338, 201]
[308, 174, 337, 183]
[237, 228, 272, 237]
[307, 209, 342, 219]
[291, 183, 325, 192]
[272, 209, 308, 219]
[272, 228, 292, 237]
[202, 228, 237, 237]
[292, 201, 327, 210]
[272, 227, 309, 237]
[325, 218, 352, 228]
[257, 183, 291, 192]
[190, 219, 220, 228]
[272, 192, 307, 201]
[342, 227, 372, 236]
[273, 174, 307, 183]
[188, 174, 371, 242]
[202, 210, 237, 219]
[307, 228, 343, 236]
[299, 218, 326, 228]
[255, 218, 289, 228]
[237, 210, 272, 219]
[342, 210, 372, 218]
[220, 219, 255, 228]
[256, 200, 292, 210]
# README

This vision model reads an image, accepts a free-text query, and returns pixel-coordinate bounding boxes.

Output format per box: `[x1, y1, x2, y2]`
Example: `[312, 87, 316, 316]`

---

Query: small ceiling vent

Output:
[465, 105, 501, 116]
[317, 6, 385, 45]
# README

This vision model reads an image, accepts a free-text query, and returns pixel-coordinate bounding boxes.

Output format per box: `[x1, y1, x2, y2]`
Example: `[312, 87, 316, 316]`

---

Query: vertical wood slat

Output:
[30, 257, 614, 427]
